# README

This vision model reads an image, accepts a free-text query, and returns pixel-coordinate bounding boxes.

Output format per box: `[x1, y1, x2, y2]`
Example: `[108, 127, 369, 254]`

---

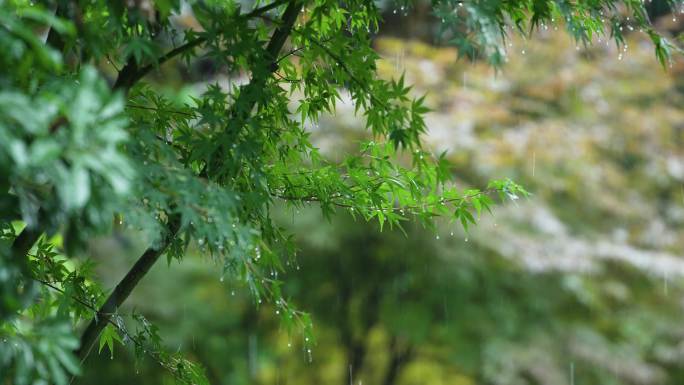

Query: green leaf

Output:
[98, 324, 122, 358]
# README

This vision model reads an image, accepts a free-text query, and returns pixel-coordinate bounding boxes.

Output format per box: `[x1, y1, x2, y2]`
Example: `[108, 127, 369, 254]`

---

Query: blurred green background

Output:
[78, 7, 684, 385]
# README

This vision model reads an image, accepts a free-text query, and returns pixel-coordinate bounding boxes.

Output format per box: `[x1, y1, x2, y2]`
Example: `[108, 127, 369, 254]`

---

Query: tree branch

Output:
[10, 227, 41, 261]
[75, 215, 181, 361]
[34, 278, 203, 383]
[77, 0, 304, 363]
[113, 0, 291, 91]
[303, 33, 390, 110]
[202, 0, 303, 175]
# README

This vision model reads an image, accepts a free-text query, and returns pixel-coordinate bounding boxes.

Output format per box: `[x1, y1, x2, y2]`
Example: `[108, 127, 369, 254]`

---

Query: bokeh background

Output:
[79, 2, 684, 385]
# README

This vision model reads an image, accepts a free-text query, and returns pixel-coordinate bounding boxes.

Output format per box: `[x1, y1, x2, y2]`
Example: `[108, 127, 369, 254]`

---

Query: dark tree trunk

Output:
[381, 337, 413, 385]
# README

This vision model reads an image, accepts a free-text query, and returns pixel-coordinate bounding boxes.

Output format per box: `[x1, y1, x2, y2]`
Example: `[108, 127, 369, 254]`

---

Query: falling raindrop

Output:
[570, 362, 575, 385]
[465, 237, 469, 242]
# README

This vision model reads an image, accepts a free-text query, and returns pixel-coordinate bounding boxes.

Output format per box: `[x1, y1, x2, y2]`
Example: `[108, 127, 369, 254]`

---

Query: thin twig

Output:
[274, 188, 501, 214]
[35, 277, 197, 383]
[126, 103, 196, 117]
[301, 32, 391, 110]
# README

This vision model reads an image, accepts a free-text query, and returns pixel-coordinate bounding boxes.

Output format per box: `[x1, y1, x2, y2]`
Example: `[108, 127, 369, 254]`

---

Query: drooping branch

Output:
[76, 0, 304, 363]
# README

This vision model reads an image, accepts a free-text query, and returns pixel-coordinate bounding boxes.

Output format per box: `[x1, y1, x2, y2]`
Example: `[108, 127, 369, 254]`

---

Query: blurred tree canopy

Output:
[1, 0, 683, 384]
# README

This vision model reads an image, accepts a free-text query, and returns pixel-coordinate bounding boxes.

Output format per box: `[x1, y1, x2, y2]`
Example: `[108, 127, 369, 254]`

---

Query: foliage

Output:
[0, 0, 682, 384]
[79, 29, 684, 385]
